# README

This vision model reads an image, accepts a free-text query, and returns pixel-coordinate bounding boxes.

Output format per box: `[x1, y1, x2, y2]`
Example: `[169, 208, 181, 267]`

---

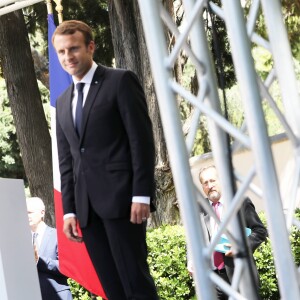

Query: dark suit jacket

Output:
[56, 65, 155, 227]
[37, 226, 72, 299]
[202, 197, 267, 277]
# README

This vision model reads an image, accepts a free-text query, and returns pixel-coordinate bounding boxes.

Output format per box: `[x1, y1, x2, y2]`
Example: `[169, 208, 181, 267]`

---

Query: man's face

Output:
[53, 31, 95, 81]
[200, 167, 221, 203]
[26, 202, 44, 229]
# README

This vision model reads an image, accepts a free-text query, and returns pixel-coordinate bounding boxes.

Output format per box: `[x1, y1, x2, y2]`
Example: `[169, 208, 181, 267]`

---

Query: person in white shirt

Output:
[188, 166, 267, 300]
[26, 197, 73, 300]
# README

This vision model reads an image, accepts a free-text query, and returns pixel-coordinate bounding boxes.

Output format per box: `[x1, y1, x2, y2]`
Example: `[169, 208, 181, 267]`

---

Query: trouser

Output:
[214, 266, 261, 300]
[214, 268, 230, 300]
[81, 209, 159, 300]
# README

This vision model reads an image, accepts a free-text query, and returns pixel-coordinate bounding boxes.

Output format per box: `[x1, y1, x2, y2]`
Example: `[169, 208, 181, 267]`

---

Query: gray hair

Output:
[198, 165, 216, 183]
[26, 197, 45, 211]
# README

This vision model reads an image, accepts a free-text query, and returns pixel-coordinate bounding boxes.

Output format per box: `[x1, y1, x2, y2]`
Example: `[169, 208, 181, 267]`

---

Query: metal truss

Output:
[0, 0, 63, 20]
[0, 0, 43, 16]
[138, 0, 300, 299]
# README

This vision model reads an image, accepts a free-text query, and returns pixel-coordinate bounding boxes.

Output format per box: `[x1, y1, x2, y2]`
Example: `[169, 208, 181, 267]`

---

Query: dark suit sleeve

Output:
[37, 228, 65, 278]
[37, 253, 63, 277]
[243, 197, 268, 252]
[116, 71, 155, 197]
[56, 100, 76, 214]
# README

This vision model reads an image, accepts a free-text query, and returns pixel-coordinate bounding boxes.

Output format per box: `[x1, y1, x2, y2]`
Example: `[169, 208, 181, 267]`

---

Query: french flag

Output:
[48, 13, 106, 298]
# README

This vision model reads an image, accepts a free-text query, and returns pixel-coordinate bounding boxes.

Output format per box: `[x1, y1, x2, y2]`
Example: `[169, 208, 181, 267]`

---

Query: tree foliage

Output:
[281, 1, 300, 60]
[0, 1, 115, 226]
[254, 210, 300, 299]
[1, 0, 300, 226]
[108, 0, 178, 226]
[0, 10, 54, 225]
[24, 0, 114, 66]
[244, 0, 300, 60]
[206, 1, 235, 90]
[0, 79, 25, 180]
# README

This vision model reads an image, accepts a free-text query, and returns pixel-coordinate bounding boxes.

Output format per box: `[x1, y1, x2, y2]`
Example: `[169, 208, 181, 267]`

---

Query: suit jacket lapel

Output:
[204, 213, 212, 238]
[80, 65, 105, 142]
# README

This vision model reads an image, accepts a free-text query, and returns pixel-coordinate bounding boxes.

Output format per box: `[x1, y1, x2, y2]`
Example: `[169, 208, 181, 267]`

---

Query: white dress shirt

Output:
[32, 221, 47, 248]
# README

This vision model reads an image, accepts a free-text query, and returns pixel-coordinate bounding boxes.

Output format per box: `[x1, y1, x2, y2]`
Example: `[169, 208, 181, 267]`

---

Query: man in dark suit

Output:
[26, 197, 73, 300]
[189, 165, 267, 300]
[52, 20, 158, 299]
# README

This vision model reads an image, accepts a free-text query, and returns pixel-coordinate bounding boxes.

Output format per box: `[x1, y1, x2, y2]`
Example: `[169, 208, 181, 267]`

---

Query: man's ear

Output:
[88, 40, 96, 53]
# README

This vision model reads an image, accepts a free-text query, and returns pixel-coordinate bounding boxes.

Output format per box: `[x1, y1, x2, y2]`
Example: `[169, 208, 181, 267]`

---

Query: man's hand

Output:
[224, 243, 233, 257]
[130, 203, 150, 224]
[63, 217, 83, 242]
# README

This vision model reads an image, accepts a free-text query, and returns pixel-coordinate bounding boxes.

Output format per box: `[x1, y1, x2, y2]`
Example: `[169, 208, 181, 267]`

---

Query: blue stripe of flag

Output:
[48, 13, 72, 107]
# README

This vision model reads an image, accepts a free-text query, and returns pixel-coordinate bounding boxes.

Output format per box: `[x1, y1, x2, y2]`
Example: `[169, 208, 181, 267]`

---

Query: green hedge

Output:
[254, 210, 300, 299]
[147, 225, 195, 299]
[67, 278, 94, 300]
[67, 225, 195, 300]
[68, 212, 300, 299]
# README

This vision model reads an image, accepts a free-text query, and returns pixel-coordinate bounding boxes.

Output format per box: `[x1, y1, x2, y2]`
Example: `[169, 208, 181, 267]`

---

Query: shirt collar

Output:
[34, 221, 47, 236]
[208, 197, 223, 206]
[72, 61, 97, 85]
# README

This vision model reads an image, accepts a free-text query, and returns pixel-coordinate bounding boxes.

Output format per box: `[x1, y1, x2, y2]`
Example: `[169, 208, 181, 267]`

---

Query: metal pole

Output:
[260, 0, 300, 137]
[260, 0, 300, 227]
[221, 1, 300, 299]
[1, 0, 41, 6]
[0, 0, 43, 16]
[137, 1, 217, 299]
[138, 0, 300, 298]
[183, 1, 259, 298]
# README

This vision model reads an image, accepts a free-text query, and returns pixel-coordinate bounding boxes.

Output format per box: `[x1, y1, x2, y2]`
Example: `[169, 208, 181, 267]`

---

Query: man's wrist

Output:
[63, 213, 76, 220]
[132, 196, 150, 205]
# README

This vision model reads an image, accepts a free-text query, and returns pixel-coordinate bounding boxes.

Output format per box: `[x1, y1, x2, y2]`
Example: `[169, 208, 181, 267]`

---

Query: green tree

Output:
[1, 0, 300, 226]
[108, 0, 180, 226]
[280, 1, 300, 60]
[24, 0, 113, 66]
[0, 79, 25, 180]
[0, 1, 114, 225]
[244, 0, 300, 59]
[0, 10, 54, 225]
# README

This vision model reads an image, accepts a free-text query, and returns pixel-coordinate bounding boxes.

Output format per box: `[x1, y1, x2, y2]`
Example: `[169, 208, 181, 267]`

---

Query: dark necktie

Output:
[32, 232, 38, 246]
[212, 202, 224, 270]
[75, 82, 85, 137]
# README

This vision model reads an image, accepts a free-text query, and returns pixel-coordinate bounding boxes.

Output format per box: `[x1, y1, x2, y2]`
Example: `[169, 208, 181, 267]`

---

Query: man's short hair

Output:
[26, 197, 45, 211]
[198, 165, 216, 183]
[52, 20, 94, 46]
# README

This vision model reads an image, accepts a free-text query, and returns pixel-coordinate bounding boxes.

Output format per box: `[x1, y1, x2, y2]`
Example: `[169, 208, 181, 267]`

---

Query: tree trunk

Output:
[0, 11, 54, 226]
[108, 0, 181, 226]
[31, 47, 49, 89]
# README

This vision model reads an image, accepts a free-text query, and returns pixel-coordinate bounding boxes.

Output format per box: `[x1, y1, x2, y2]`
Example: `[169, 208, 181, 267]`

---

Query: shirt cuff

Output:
[132, 196, 150, 205]
[63, 213, 76, 220]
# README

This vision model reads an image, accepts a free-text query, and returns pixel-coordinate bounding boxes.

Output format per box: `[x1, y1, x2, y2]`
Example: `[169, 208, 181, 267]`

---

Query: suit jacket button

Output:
[80, 148, 85, 153]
